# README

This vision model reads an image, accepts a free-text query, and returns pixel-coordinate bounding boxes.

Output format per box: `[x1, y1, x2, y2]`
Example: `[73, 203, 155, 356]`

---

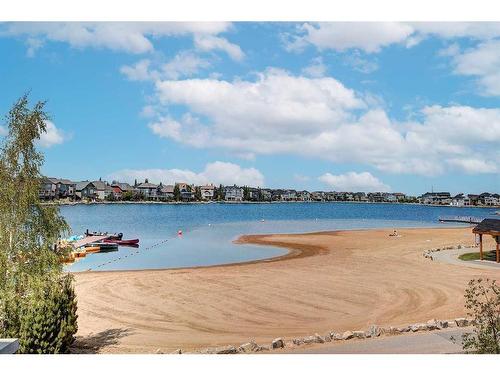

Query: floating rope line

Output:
[86, 238, 170, 271]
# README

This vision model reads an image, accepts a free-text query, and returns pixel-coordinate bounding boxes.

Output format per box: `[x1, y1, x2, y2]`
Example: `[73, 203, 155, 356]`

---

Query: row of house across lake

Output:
[39, 177, 500, 207]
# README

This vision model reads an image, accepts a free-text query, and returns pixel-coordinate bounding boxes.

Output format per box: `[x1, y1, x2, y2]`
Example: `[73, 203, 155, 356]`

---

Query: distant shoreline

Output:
[43, 200, 499, 209]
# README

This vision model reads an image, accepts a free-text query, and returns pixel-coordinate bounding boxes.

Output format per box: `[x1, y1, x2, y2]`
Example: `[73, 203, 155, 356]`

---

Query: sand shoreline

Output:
[73, 227, 499, 353]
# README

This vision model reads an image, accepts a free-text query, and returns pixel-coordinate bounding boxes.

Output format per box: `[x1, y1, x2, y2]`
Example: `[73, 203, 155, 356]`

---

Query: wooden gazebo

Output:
[472, 219, 500, 263]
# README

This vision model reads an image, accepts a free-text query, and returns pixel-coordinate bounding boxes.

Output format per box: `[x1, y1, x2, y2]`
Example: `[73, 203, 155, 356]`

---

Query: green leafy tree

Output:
[122, 191, 133, 201]
[0, 94, 78, 353]
[243, 186, 250, 201]
[218, 184, 224, 201]
[173, 184, 180, 201]
[194, 186, 202, 201]
[461, 278, 500, 354]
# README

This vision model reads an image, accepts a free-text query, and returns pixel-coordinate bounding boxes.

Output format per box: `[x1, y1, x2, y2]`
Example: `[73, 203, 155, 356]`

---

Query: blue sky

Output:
[0, 22, 499, 195]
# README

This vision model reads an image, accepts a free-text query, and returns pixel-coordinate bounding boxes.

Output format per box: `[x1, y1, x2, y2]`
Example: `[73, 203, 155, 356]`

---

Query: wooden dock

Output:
[71, 235, 109, 249]
[438, 216, 483, 224]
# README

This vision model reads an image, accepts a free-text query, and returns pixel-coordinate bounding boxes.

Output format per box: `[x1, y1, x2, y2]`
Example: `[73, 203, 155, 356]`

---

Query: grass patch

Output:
[459, 251, 497, 262]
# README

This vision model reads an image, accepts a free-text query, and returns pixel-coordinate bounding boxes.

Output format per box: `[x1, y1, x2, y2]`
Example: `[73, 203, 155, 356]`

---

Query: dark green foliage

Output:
[462, 278, 500, 354]
[194, 186, 201, 201]
[15, 274, 78, 354]
[173, 184, 180, 201]
[121, 191, 134, 201]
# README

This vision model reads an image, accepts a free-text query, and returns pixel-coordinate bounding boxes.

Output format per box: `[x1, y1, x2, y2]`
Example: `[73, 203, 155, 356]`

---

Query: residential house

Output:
[383, 193, 397, 202]
[271, 189, 284, 201]
[368, 192, 385, 203]
[311, 191, 325, 201]
[39, 177, 57, 200]
[281, 190, 297, 201]
[224, 185, 244, 201]
[175, 182, 194, 201]
[353, 192, 367, 202]
[297, 190, 311, 201]
[92, 180, 112, 201]
[247, 187, 261, 201]
[75, 181, 97, 200]
[393, 193, 406, 202]
[467, 194, 480, 206]
[39, 177, 76, 200]
[137, 180, 158, 200]
[158, 184, 175, 200]
[419, 192, 451, 205]
[260, 189, 272, 201]
[479, 192, 500, 206]
[200, 184, 215, 201]
[111, 182, 135, 200]
[451, 193, 466, 207]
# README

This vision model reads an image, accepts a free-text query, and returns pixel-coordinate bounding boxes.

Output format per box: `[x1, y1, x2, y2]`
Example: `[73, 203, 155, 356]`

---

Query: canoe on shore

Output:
[85, 230, 123, 240]
[85, 242, 118, 249]
[103, 238, 139, 245]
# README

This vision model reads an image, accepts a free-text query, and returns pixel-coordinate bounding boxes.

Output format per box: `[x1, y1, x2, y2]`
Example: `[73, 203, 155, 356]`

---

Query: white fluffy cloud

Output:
[302, 56, 327, 77]
[146, 69, 499, 176]
[0, 22, 238, 56]
[108, 161, 265, 187]
[120, 51, 211, 82]
[38, 121, 66, 148]
[287, 22, 500, 54]
[319, 171, 390, 192]
[285, 22, 500, 95]
[193, 34, 244, 61]
[448, 40, 500, 96]
[288, 22, 414, 53]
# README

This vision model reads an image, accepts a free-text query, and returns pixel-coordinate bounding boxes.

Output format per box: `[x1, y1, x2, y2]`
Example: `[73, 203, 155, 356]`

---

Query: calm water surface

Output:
[61, 202, 497, 272]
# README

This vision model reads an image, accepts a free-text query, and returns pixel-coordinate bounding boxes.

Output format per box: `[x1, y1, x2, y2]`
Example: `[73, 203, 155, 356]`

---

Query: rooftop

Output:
[473, 219, 500, 236]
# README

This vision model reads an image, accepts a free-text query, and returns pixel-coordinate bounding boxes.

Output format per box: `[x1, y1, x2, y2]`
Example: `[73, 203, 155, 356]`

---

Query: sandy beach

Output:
[73, 227, 499, 353]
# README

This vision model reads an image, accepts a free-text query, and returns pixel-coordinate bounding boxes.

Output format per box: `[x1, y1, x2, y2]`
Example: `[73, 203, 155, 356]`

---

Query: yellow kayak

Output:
[85, 246, 101, 254]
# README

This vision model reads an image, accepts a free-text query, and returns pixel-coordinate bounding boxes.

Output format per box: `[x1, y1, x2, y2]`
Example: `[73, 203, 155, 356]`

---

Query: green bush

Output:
[462, 278, 500, 354]
[0, 274, 78, 354]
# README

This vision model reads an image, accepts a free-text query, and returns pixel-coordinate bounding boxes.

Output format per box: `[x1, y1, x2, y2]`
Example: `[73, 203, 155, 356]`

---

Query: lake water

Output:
[61, 202, 497, 272]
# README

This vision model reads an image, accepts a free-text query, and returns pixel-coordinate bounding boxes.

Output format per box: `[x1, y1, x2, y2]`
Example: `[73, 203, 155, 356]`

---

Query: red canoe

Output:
[103, 238, 139, 245]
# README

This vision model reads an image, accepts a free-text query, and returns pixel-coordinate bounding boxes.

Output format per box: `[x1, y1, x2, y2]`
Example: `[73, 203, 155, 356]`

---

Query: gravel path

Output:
[286, 328, 471, 354]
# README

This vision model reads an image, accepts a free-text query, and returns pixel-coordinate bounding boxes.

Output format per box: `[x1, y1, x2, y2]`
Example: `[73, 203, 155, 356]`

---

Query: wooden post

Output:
[479, 234, 483, 260]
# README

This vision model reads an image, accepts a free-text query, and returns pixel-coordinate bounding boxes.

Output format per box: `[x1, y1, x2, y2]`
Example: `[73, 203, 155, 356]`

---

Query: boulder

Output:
[410, 323, 428, 332]
[155, 348, 164, 354]
[302, 335, 321, 344]
[342, 331, 354, 340]
[257, 345, 271, 352]
[271, 337, 285, 349]
[238, 341, 259, 353]
[352, 331, 366, 339]
[387, 327, 401, 335]
[334, 333, 343, 340]
[437, 320, 448, 329]
[367, 325, 382, 337]
[323, 334, 332, 342]
[455, 318, 469, 327]
[215, 345, 238, 354]
[292, 338, 304, 346]
[314, 333, 325, 343]
[398, 326, 411, 333]
[447, 320, 457, 328]
[170, 349, 182, 354]
[426, 319, 440, 330]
